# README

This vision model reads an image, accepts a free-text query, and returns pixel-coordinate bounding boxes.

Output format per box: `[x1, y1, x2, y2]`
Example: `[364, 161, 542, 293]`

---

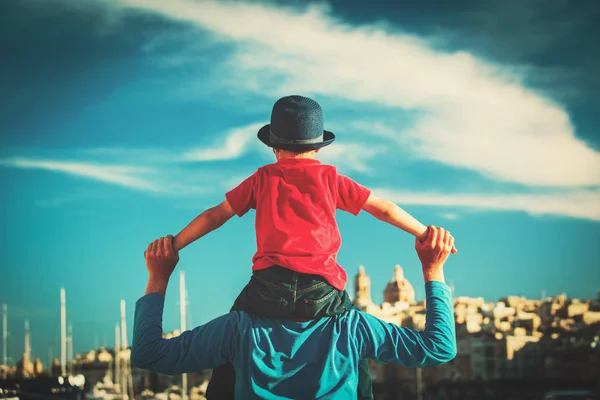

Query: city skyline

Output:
[2, 0, 600, 361]
[2, 265, 598, 372]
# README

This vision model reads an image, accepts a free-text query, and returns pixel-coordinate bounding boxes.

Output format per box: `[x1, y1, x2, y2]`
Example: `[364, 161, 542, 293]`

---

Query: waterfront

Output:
[2, 265, 599, 399]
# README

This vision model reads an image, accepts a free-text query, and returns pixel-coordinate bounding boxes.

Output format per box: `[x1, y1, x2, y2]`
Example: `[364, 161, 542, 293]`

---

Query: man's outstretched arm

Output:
[132, 236, 237, 374]
[356, 281, 456, 367]
[357, 226, 457, 367]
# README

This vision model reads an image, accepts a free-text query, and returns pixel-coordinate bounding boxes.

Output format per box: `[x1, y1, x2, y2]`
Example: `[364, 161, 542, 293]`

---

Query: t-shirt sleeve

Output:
[225, 173, 257, 217]
[131, 293, 241, 374]
[336, 174, 371, 215]
[355, 281, 456, 367]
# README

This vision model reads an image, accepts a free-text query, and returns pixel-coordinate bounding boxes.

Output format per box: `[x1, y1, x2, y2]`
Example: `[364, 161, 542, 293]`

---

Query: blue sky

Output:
[1, 0, 599, 363]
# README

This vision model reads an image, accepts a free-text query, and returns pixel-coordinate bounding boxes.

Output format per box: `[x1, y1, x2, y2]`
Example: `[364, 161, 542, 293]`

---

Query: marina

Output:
[0, 272, 208, 400]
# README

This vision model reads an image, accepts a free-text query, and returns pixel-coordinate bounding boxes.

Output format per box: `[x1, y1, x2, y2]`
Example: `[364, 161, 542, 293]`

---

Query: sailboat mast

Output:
[115, 324, 121, 387]
[180, 271, 188, 400]
[24, 320, 31, 363]
[67, 324, 73, 374]
[60, 288, 66, 376]
[2, 303, 7, 367]
[120, 300, 127, 399]
[47, 347, 52, 374]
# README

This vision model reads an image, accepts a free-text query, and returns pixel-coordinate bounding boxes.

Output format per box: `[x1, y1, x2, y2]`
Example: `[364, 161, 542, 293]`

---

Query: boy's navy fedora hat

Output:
[257, 95, 335, 152]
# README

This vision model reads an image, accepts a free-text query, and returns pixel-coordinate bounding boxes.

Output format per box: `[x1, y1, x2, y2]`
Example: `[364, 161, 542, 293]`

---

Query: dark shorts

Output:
[231, 265, 354, 318]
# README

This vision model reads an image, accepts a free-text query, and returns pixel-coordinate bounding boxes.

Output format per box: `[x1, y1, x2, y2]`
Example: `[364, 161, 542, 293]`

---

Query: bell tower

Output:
[354, 265, 372, 308]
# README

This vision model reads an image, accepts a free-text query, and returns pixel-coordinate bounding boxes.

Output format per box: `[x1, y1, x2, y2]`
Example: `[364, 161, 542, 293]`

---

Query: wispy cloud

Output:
[318, 142, 386, 175]
[78, 121, 380, 174]
[373, 188, 600, 221]
[0, 156, 244, 198]
[439, 212, 460, 221]
[0, 157, 160, 192]
[181, 123, 263, 161]
[111, 0, 600, 188]
[34, 191, 101, 208]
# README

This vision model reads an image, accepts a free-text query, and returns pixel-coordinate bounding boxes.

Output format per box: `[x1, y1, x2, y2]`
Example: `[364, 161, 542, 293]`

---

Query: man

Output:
[131, 226, 457, 399]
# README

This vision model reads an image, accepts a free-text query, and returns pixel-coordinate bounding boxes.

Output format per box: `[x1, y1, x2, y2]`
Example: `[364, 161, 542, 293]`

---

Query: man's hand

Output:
[415, 225, 454, 283]
[418, 226, 458, 254]
[144, 235, 179, 295]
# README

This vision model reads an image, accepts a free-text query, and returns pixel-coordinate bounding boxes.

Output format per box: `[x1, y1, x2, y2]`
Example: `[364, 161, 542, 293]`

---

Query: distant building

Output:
[384, 265, 415, 305]
[353, 264, 600, 390]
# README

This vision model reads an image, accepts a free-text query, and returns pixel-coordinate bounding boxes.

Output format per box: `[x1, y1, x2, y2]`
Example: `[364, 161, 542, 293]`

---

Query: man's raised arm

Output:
[356, 226, 457, 367]
[131, 236, 237, 375]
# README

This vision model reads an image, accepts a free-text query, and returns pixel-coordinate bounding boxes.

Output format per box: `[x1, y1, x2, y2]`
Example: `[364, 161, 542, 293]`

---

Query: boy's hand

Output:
[419, 226, 457, 254]
[144, 235, 179, 284]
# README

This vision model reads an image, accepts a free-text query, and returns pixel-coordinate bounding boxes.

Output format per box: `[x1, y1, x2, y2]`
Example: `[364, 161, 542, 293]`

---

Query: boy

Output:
[171, 95, 456, 399]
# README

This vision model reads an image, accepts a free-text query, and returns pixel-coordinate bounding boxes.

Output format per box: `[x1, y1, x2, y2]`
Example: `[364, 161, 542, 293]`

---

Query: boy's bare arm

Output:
[362, 194, 429, 240]
[362, 194, 457, 252]
[172, 200, 236, 252]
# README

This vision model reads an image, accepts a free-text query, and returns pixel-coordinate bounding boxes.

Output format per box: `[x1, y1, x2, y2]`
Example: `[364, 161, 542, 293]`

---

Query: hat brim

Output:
[257, 124, 335, 152]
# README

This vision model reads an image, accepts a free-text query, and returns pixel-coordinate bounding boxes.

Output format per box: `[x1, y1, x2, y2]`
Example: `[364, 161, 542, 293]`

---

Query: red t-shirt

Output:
[225, 158, 371, 290]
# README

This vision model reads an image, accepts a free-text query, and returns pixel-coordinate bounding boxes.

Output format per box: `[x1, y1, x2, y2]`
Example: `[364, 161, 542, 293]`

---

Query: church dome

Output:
[384, 264, 415, 304]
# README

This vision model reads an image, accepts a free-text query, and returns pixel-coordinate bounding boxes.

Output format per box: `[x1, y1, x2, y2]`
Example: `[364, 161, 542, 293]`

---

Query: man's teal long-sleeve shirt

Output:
[131, 281, 456, 399]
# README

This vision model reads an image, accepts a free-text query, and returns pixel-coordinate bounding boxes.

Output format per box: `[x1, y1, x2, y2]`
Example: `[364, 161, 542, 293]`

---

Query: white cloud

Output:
[318, 143, 386, 175]
[439, 212, 460, 221]
[34, 191, 100, 208]
[178, 121, 380, 174]
[372, 187, 600, 221]
[1, 157, 161, 192]
[181, 123, 263, 161]
[0, 157, 230, 197]
[112, 0, 600, 188]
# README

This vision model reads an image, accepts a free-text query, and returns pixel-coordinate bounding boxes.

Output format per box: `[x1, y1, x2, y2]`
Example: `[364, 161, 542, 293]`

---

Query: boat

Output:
[0, 387, 19, 400]
[0, 375, 82, 400]
[189, 384, 207, 400]
[86, 374, 126, 400]
[154, 385, 182, 400]
[139, 388, 158, 399]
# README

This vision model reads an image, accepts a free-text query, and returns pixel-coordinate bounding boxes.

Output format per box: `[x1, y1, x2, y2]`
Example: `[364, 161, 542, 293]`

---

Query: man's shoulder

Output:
[341, 308, 390, 330]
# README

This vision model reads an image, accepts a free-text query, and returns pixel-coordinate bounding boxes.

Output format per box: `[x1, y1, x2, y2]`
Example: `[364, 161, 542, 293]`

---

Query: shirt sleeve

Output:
[225, 173, 257, 217]
[131, 293, 241, 375]
[356, 281, 456, 367]
[336, 174, 371, 216]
